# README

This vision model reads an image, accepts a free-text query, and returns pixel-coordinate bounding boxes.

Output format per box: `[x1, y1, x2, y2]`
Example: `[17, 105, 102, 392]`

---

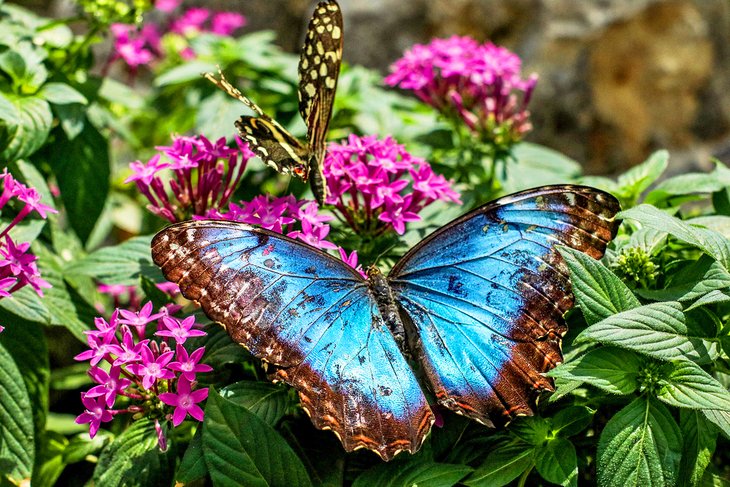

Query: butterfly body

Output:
[207, 0, 343, 204]
[152, 185, 620, 460]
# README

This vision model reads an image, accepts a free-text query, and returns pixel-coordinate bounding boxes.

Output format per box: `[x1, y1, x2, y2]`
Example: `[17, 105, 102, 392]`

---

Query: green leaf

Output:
[62, 431, 110, 463]
[48, 123, 110, 243]
[33, 243, 91, 341]
[220, 381, 292, 426]
[93, 419, 174, 486]
[559, 247, 640, 325]
[678, 410, 718, 487]
[202, 388, 312, 487]
[502, 142, 582, 194]
[597, 396, 682, 487]
[575, 302, 714, 363]
[619, 205, 730, 269]
[0, 341, 34, 483]
[155, 60, 218, 87]
[646, 163, 730, 204]
[551, 406, 595, 438]
[37, 82, 88, 105]
[702, 409, 730, 440]
[656, 360, 730, 411]
[0, 286, 50, 324]
[0, 318, 49, 464]
[617, 150, 668, 204]
[465, 442, 534, 487]
[534, 438, 578, 487]
[685, 290, 730, 311]
[638, 258, 730, 302]
[509, 416, 549, 446]
[627, 227, 667, 254]
[548, 347, 641, 395]
[176, 428, 207, 483]
[32, 431, 67, 487]
[353, 460, 473, 487]
[0, 94, 52, 161]
[66, 235, 160, 286]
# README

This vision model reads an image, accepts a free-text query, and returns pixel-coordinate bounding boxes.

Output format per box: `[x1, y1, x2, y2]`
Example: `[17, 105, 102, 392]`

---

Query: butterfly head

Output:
[293, 160, 309, 180]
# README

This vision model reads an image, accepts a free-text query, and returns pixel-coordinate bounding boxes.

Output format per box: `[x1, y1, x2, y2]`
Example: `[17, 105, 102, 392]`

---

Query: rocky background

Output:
[27, 0, 730, 176]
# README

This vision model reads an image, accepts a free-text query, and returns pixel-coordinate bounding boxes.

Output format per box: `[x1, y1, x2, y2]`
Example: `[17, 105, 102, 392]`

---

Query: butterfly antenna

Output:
[203, 67, 266, 117]
[373, 242, 397, 268]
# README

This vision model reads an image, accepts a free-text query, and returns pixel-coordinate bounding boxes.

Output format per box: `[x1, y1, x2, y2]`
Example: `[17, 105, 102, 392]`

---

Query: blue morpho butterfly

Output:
[151, 185, 620, 460]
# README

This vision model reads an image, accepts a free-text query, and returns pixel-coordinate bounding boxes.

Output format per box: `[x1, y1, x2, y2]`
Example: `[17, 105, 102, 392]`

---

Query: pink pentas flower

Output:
[118, 301, 164, 338]
[76, 301, 212, 442]
[338, 247, 367, 278]
[386, 36, 537, 145]
[156, 315, 206, 344]
[127, 135, 253, 223]
[76, 394, 115, 438]
[323, 134, 460, 236]
[170, 7, 211, 35]
[159, 377, 208, 427]
[127, 345, 176, 390]
[0, 236, 51, 296]
[86, 365, 132, 408]
[168, 345, 213, 381]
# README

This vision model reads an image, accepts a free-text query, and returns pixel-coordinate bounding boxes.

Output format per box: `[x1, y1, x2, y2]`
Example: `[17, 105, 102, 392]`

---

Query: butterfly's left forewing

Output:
[389, 185, 620, 426]
[152, 220, 433, 460]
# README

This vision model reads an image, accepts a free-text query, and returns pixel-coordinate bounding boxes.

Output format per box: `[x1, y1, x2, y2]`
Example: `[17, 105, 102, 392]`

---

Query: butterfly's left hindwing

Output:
[152, 220, 434, 460]
[235, 116, 310, 176]
[389, 185, 620, 426]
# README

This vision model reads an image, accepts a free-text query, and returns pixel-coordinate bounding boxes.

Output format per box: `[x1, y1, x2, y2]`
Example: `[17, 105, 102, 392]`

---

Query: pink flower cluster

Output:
[324, 134, 461, 235]
[110, 1, 246, 69]
[126, 134, 254, 223]
[75, 302, 211, 442]
[201, 196, 365, 276]
[385, 36, 537, 144]
[0, 170, 56, 332]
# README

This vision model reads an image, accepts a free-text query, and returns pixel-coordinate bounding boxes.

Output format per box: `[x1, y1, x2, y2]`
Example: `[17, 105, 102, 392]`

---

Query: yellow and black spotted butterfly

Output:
[205, 0, 343, 205]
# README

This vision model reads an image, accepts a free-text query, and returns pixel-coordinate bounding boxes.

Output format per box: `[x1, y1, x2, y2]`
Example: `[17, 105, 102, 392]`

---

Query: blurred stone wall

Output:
[31, 0, 730, 175]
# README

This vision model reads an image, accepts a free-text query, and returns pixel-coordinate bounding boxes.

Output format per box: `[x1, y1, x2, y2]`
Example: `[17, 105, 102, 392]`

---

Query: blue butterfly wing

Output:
[152, 220, 433, 460]
[389, 185, 620, 425]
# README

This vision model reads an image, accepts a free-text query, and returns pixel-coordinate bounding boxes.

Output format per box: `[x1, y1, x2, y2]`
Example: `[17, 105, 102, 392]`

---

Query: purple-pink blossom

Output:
[386, 36, 537, 144]
[126, 135, 254, 223]
[323, 134, 461, 236]
[0, 170, 55, 323]
[75, 301, 212, 442]
[76, 394, 115, 438]
[159, 377, 208, 427]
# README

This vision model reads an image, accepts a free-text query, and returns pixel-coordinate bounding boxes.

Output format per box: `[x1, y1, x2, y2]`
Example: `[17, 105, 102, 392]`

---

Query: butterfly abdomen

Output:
[367, 267, 409, 354]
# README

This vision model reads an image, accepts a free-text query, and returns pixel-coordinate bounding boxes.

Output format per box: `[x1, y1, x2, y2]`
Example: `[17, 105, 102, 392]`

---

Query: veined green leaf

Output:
[678, 410, 717, 487]
[638, 258, 730, 302]
[685, 290, 730, 311]
[65, 235, 161, 286]
[203, 388, 312, 487]
[37, 82, 87, 105]
[353, 460, 473, 487]
[0, 340, 34, 482]
[619, 205, 730, 269]
[48, 123, 110, 244]
[702, 409, 730, 440]
[534, 438, 578, 487]
[559, 247, 640, 325]
[93, 419, 174, 486]
[575, 302, 714, 363]
[176, 428, 206, 484]
[657, 361, 730, 411]
[616, 150, 668, 204]
[597, 396, 682, 487]
[551, 406, 594, 437]
[0, 93, 52, 161]
[548, 347, 641, 395]
[220, 381, 292, 427]
[465, 442, 534, 487]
